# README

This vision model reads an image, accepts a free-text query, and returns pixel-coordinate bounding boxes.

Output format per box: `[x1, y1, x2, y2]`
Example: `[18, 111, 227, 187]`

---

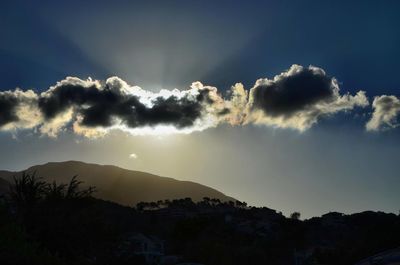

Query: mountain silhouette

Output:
[0, 161, 234, 206]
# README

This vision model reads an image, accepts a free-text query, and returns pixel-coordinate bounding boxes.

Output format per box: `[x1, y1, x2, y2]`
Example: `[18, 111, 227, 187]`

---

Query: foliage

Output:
[9, 172, 47, 208]
[9, 173, 96, 207]
[290, 211, 301, 220]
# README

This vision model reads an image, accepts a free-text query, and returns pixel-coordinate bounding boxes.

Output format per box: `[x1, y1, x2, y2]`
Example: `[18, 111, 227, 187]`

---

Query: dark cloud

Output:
[0, 90, 39, 130]
[0, 93, 19, 126]
[247, 65, 369, 130]
[38, 78, 215, 130]
[250, 65, 335, 117]
[125, 95, 204, 128]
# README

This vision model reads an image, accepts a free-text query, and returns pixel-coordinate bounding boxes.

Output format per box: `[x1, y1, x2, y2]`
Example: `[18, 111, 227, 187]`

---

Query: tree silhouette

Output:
[9, 172, 47, 209]
[45, 181, 67, 201]
[64, 175, 96, 199]
[290, 211, 301, 220]
[235, 200, 247, 208]
[9, 173, 96, 207]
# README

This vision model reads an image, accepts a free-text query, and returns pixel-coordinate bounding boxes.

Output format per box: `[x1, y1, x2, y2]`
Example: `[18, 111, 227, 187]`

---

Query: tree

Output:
[235, 200, 247, 208]
[64, 176, 96, 199]
[10, 173, 95, 208]
[136, 201, 148, 211]
[290, 211, 301, 220]
[9, 172, 47, 209]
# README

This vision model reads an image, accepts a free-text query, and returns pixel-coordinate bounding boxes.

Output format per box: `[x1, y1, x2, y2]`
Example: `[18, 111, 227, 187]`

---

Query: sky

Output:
[1, 0, 400, 218]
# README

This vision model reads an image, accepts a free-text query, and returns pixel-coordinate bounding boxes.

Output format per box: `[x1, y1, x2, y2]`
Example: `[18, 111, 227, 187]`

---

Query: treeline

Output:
[135, 197, 248, 211]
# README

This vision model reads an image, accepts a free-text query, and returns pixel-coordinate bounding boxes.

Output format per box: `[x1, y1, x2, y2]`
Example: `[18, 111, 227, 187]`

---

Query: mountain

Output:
[0, 161, 234, 206]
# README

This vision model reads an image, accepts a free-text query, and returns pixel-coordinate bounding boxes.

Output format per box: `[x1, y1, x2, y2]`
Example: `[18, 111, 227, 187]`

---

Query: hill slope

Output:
[0, 177, 10, 194]
[0, 161, 234, 206]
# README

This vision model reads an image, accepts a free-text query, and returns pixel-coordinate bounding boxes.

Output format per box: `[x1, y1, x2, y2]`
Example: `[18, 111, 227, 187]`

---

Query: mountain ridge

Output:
[0, 161, 235, 206]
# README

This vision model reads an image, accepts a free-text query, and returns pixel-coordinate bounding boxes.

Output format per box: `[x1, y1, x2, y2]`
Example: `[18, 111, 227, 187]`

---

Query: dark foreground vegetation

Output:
[0, 174, 399, 265]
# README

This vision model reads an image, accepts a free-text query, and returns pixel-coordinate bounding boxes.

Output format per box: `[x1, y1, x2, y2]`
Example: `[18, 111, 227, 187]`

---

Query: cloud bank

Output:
[0, 65, 374, 137]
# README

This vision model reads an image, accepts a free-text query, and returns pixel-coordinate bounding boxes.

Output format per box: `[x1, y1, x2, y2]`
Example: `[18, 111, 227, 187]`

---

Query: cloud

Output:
[222, 83, 248, 125]
[246, 65, 369, 131]
[0, 64, 374, 137]
[38, 77, 217, 129]
[0, 92, 19, 126]
[0, 89, 42, 131]
[366, 95, 400, 131]
[1, 76, 228, 137]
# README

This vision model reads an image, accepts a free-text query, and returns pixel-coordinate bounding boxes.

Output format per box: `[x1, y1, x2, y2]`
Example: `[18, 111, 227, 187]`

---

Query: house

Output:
[355, 247, 400, 265]
[118, 233, 165, 264]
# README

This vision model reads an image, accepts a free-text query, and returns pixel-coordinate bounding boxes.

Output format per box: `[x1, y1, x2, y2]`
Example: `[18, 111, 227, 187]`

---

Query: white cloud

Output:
[366, 95, 400, 131]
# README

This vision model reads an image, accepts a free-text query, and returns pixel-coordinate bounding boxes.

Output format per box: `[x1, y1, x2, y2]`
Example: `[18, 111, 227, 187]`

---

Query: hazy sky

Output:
[1, 0, 399, 218]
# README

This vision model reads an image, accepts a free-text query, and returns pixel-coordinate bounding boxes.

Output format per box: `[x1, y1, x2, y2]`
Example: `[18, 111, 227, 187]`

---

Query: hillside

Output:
[0, 161, 234, 206]
[0, 177, 10, 194]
